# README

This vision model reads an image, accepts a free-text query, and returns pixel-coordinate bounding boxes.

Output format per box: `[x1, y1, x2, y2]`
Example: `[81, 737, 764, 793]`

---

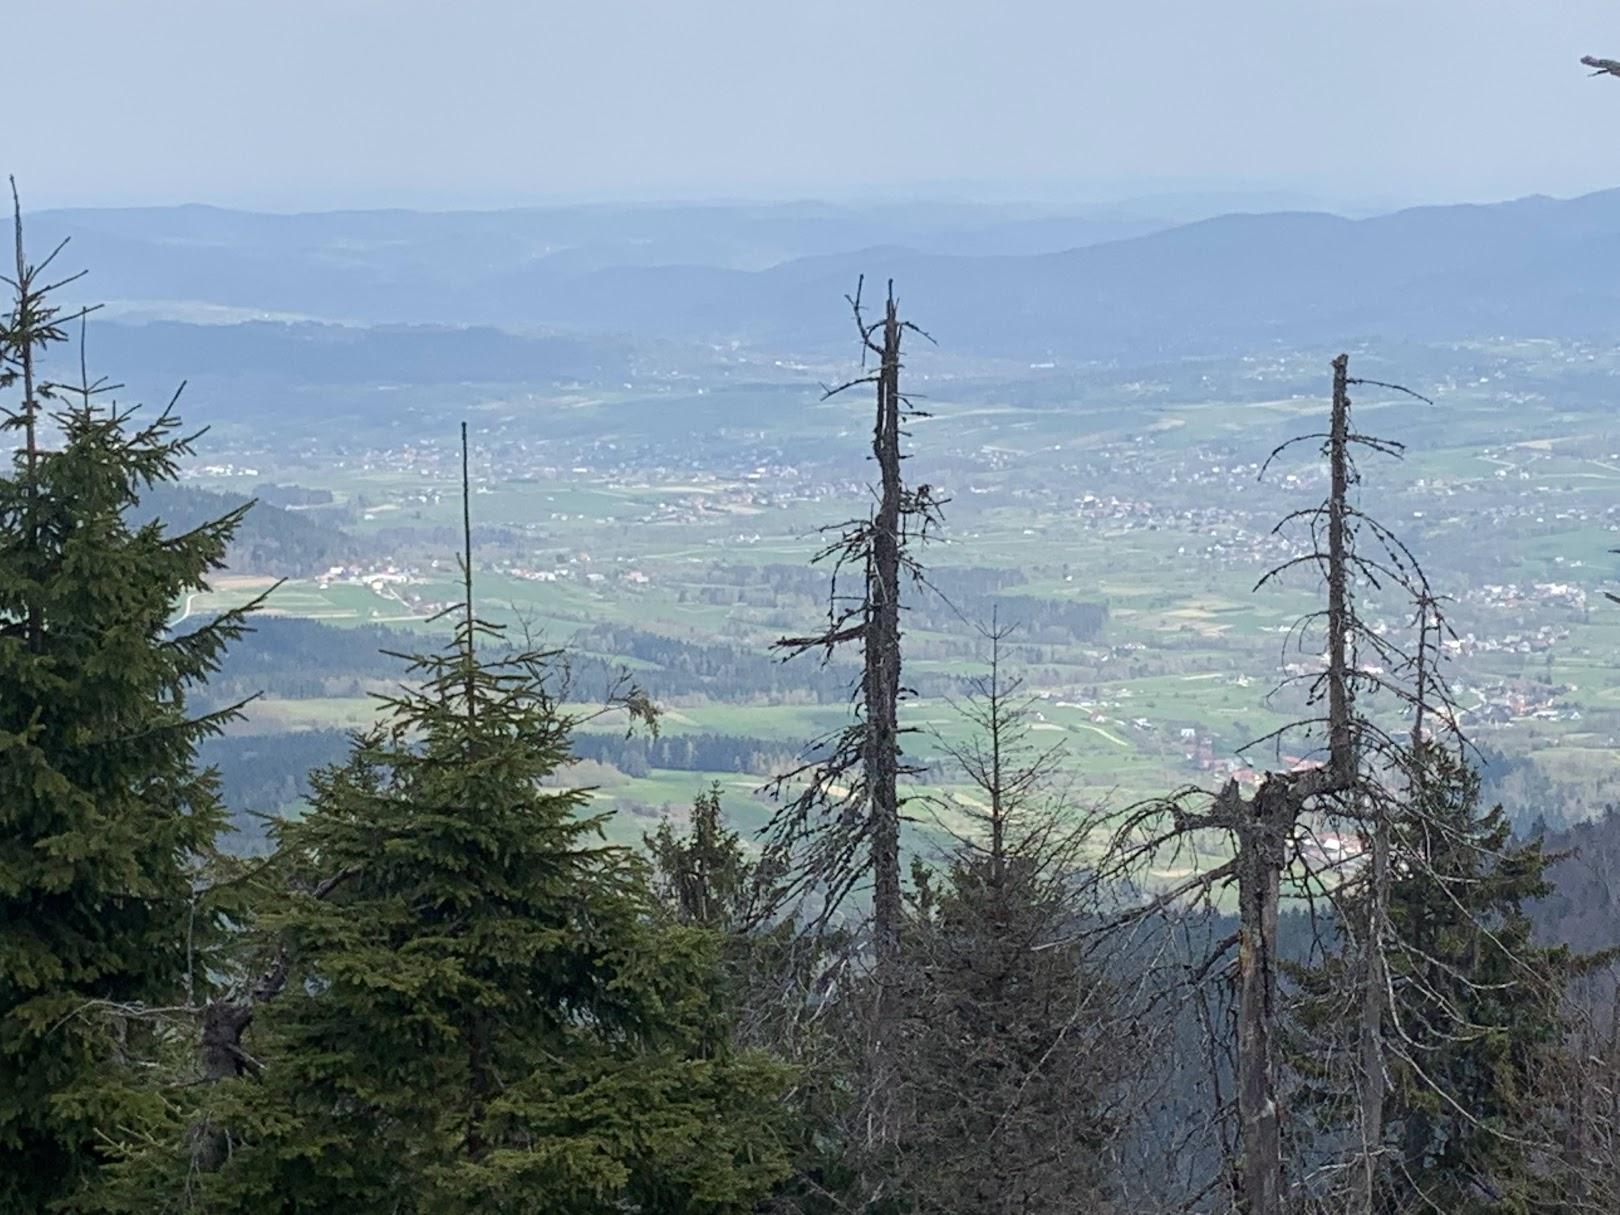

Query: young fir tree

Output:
[645, 784, 773, 1060]
[1290, 743, 1574, 1214]
[646, 784, 766, 937]
[169, 611, 791, 1214]
[0, 193, 247, 1212]
[887, 629, 1123, 1215]
[646, 787, 853, 1215]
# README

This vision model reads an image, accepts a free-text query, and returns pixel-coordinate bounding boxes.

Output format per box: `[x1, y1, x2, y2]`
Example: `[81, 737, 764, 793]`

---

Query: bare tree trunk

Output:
[986, 626, 1006, 894]
[1355, 812, 1389, 1212]
[1235, 356, 1360, 1215]
[767, 278, 940, 960]
[461, 420, 477, 719]
[1331, 351, 1385, 1212]
[1326, 354, 1354, 787]
[867, 292, 904, 971]
[1234, 779, 1289, 1215]
[10, 186, 36, 483]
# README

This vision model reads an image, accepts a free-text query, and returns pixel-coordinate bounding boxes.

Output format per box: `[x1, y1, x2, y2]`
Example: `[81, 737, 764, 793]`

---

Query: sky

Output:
[11, 0, 1620, 212]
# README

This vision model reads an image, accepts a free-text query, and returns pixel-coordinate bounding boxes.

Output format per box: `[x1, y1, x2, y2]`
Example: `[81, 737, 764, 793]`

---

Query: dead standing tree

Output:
[1096, 355, 1439, 1215]
[767, 277, 944, 971]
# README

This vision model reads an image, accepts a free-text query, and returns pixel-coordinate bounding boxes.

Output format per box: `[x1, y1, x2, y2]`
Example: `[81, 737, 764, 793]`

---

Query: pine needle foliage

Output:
[886, 633, 1123, 1214]
[648, 787, 863, 1215]
[180, 617, 792, 1215]
[0, 198, 248, 1212]
[647, 784, 767, 937]
[1290, 744, 1576, 1214]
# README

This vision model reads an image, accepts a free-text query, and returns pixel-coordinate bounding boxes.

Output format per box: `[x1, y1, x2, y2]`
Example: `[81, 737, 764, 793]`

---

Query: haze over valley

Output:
[12, 188, 1609, 845]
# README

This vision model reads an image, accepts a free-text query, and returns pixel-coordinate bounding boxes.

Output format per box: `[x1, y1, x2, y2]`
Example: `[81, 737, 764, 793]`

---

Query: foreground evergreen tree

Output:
[647, 784, 775, 1061]
[647, 787, 857, 1215]
[0, 192, 247, 1212]
[1291, 744, 1574, 1214]
[155, 605, 791, 1213]
[886, 629, 1125, 1214]
[892, 849, 1121, 1214]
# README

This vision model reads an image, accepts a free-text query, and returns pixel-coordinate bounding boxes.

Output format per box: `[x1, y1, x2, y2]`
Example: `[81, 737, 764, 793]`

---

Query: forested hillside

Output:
[131, 482, 356, 577]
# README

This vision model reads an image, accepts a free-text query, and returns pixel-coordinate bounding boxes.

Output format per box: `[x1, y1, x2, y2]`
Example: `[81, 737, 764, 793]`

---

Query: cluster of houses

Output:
[504, 556, 650, 588]
[1460, 580, 1588, 615]
[1440, 623, 1570, 659]
[1458, 680, 1580, 727]
[314, 563, 454, 619]
[317, 563, 412, 592]
[184, 462, 261, 479]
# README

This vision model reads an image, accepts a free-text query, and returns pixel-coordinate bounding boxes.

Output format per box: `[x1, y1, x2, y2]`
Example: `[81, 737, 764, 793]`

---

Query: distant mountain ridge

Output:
[29, 199, 1165, 324]
[83, 320, 634, 386]
[29, 188, 1620, 359]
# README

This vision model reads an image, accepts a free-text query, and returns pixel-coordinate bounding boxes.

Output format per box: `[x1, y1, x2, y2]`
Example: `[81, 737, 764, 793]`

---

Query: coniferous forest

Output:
[10, 47, 1620, 1215]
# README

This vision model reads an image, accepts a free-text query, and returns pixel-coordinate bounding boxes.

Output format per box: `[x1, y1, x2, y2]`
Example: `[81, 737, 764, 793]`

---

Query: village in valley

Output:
[171, 338, 1620, 835]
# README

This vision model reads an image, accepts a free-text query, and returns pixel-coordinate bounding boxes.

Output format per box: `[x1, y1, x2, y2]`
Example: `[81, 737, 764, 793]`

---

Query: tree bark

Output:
[1326, 354, 1353, 786]
[1234, 778, 1290, 1215]
[867, 290, 904, 971]
[1355, 813, 1389, 1212]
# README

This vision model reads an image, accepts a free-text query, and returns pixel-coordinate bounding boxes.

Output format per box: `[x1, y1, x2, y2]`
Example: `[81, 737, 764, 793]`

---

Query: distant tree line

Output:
[200, 729, 353, 851]
[203, 616, 413, 703]
[568, 730, 805, 779]
[250, 481, 335, 508]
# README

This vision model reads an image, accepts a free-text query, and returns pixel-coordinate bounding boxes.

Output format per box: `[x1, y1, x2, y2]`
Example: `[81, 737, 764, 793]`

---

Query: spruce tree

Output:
[1290, 744, 1574, 1213]
[646, 784, 765, 937]
[0, 191, 247, 1211]
[648, 788, 861, 1215]
[169, 598, 790, 1212]
[887, 629, 1123, 1214]
[645, 785, 782, 1056]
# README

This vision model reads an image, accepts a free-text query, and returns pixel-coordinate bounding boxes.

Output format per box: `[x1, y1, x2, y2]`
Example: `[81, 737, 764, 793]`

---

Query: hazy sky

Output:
[12, 0, 1620, 211]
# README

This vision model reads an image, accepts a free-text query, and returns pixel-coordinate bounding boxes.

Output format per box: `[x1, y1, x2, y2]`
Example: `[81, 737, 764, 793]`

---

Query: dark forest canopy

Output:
[131, 481, 357, 577]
